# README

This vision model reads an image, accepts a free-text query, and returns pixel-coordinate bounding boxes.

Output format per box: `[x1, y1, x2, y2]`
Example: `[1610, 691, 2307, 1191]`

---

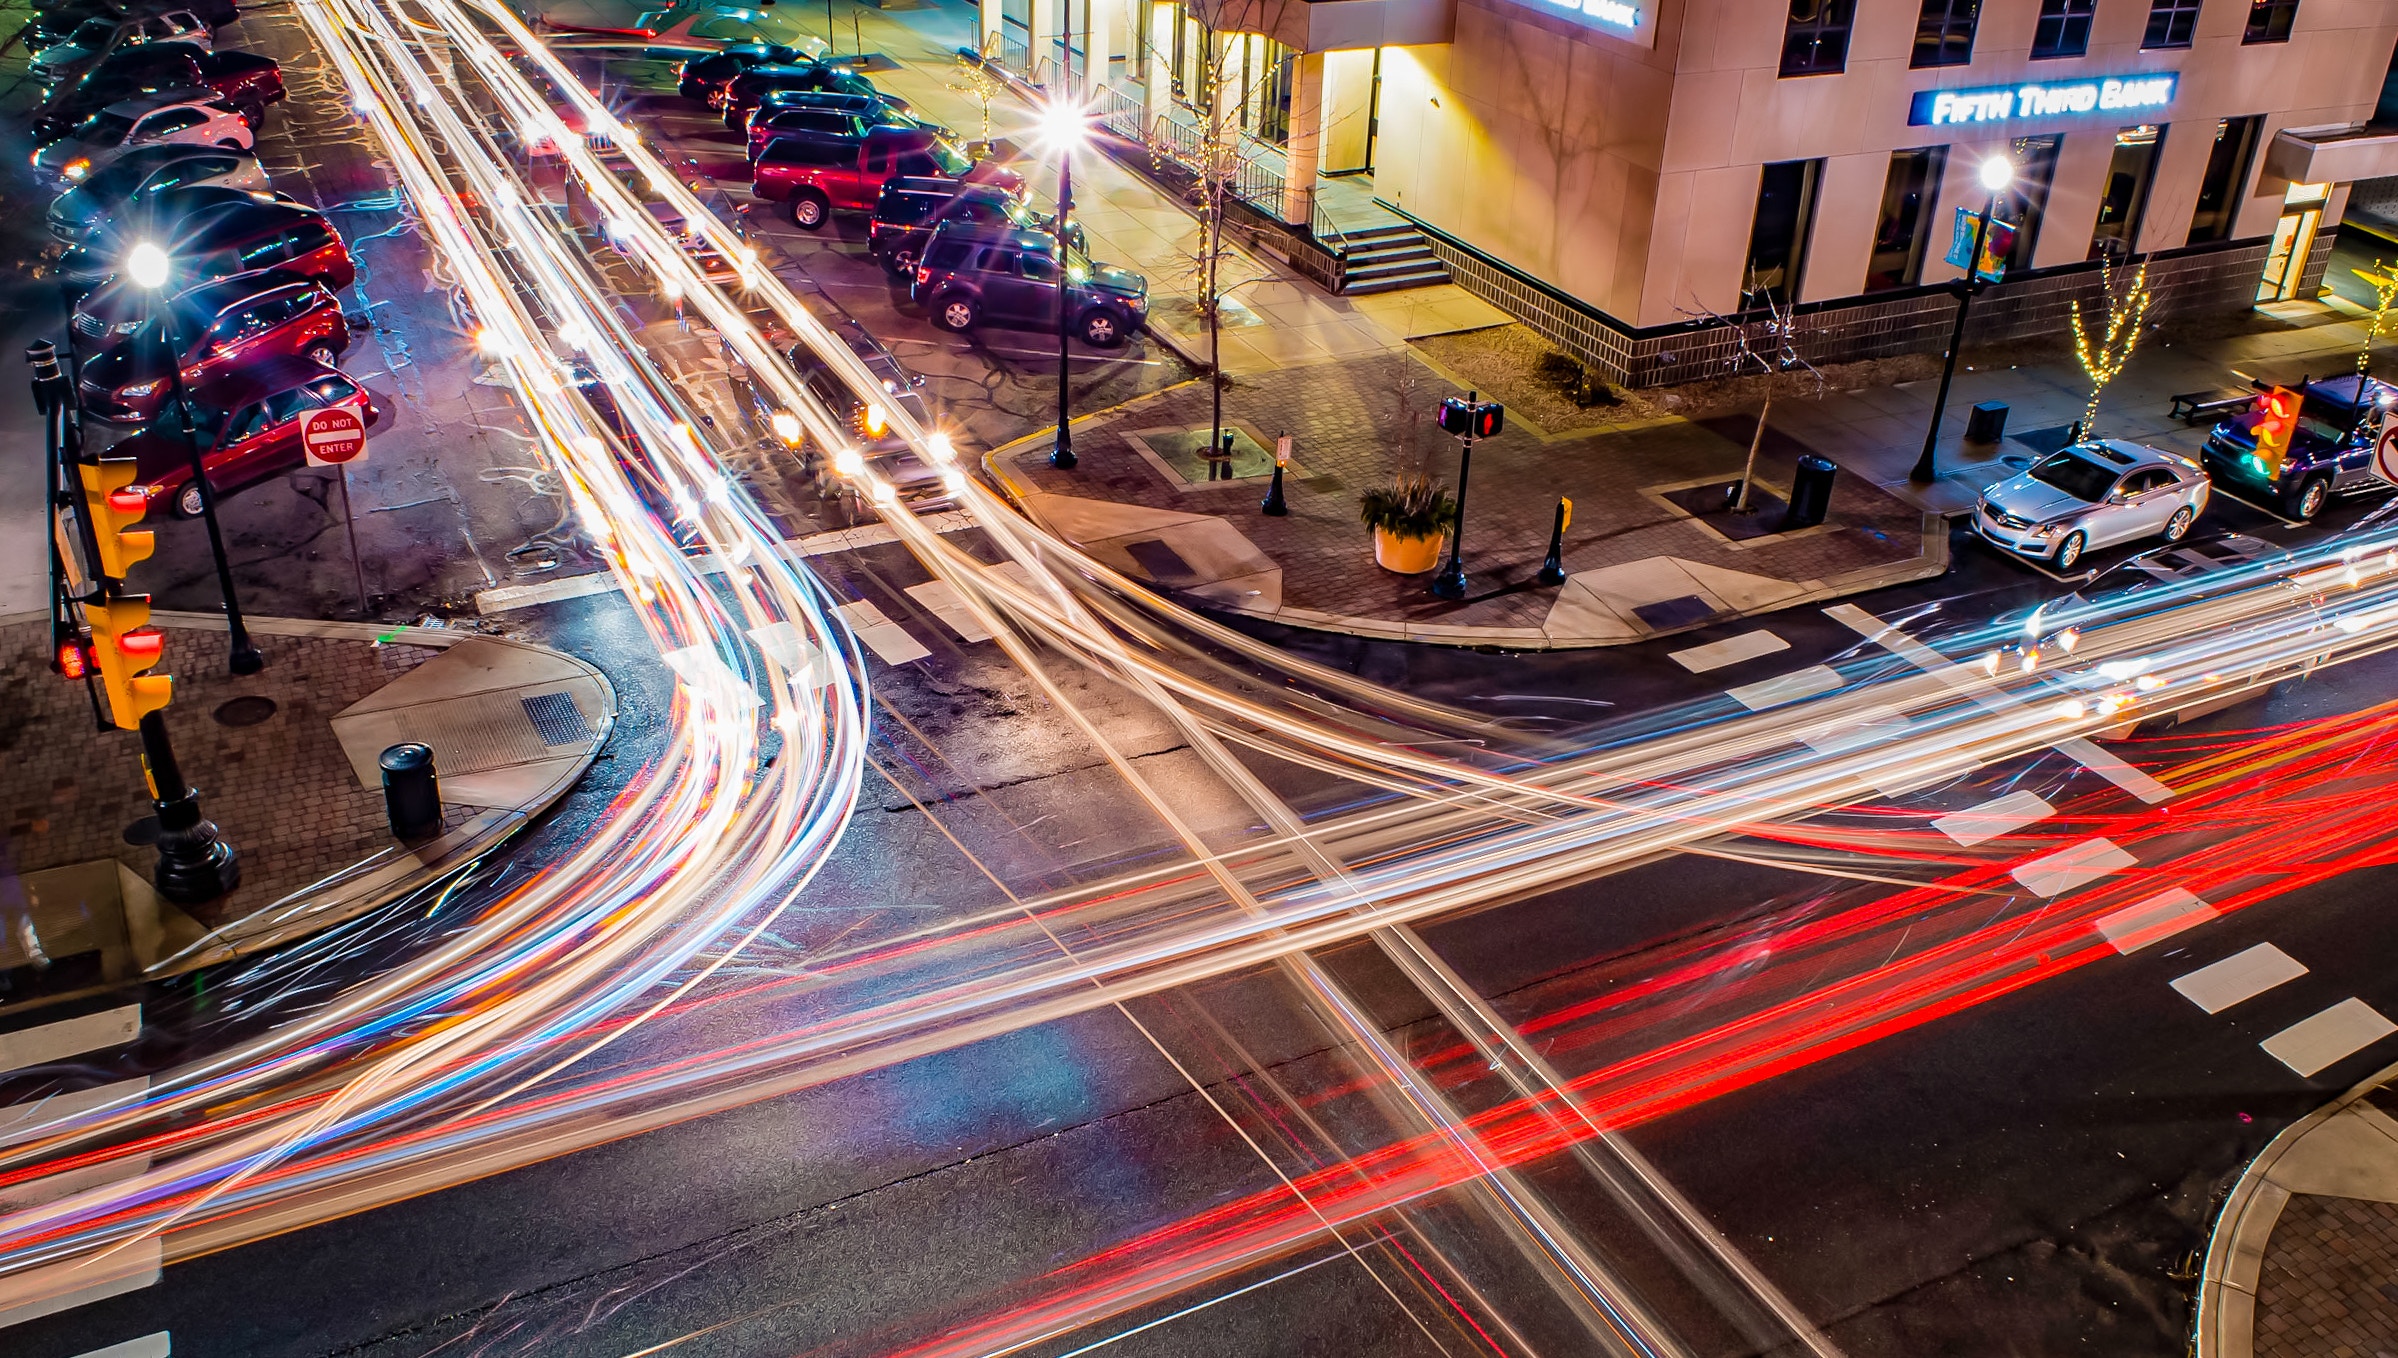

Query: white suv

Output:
[34, 88, 254, 187]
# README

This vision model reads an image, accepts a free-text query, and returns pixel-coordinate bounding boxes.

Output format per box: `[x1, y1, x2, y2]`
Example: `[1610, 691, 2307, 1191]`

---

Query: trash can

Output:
[380, 743, 441, 841]
[1965, 401, 2009, 445]
[1783, 454, 1837, 530]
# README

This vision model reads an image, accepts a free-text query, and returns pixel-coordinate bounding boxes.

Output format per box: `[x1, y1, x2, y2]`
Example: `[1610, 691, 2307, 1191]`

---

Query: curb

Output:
[2193, 1055, 2398, 1358]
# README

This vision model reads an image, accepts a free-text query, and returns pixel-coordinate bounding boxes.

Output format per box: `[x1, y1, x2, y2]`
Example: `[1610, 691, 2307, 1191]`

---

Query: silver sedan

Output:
[1974, 439, 2210, 572]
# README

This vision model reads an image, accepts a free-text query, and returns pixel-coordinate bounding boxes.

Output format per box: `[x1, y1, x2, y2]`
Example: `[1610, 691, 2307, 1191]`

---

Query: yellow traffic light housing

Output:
[2252, 387, 2299, 480]
[87, 595, 172, 731]
[80, 459, 155, 580]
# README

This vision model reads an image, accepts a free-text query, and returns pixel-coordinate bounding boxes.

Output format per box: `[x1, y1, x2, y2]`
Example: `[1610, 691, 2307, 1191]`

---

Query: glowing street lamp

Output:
[129, 239, 262, 673]
[1912, 155, 2017, 485]
[1040, 96, 1090, 470]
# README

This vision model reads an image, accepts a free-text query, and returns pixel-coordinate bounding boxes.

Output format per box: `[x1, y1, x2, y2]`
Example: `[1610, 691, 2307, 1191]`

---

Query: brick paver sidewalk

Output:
[2254, 1192, 2398, 1357]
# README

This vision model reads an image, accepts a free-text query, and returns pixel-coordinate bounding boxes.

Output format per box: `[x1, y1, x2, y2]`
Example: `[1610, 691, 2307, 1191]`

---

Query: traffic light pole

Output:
[138, 709, 239, 905]
[1430, 432, 1476, 600]
[156, 317, 264, 675]
[1051, 147, 1077, 470]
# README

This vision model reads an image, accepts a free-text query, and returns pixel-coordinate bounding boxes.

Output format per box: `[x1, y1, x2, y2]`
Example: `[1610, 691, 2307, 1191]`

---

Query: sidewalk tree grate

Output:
[521, 692, 592, 747]
[1632, 595, 1722, 630]
[212, 696, 280, 729]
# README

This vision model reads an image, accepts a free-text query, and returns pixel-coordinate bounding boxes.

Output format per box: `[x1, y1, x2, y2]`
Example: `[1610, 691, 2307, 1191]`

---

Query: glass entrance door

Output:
[2259, 181, 2330, 303]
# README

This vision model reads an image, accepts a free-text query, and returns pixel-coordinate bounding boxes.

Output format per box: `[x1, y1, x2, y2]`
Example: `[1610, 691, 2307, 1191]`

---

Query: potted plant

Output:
[1359, 474, 1457, 574]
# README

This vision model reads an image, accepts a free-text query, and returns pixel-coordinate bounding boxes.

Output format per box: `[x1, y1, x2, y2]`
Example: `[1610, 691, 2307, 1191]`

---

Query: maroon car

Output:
[113, 358, 379, 517]
[76, 269, 351, 423]
[74, 204, 354, 347]
[752, 125, 1020, 229]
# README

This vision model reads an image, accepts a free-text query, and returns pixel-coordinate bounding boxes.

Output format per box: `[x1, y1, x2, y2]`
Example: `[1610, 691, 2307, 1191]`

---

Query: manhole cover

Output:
[123, 816, 160, 846]
[2002, 455, 2033, 469]
[213, 696, 279, 727]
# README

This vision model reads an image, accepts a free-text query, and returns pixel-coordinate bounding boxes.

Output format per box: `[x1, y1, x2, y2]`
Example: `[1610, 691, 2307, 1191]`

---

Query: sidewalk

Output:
[2197, 1059, 2398, 1358]
[0, 614, 614, 1016]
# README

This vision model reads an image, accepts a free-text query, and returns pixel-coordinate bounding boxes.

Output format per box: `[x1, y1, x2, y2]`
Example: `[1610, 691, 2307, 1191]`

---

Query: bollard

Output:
[1537, 497, 1570, 586]
[380, 743, 441, 841]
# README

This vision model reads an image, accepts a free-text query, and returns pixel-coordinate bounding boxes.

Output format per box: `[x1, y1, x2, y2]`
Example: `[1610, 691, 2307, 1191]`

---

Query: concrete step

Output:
[1345, 240, 1438, 267]
[1343, 262, 1452, 294]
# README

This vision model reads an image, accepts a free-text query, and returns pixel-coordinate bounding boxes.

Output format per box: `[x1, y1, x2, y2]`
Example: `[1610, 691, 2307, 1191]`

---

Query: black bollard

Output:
[380, 743, 442, 841]
[1537, 497, 1570, 586]
[1261, 432, 1288, 515]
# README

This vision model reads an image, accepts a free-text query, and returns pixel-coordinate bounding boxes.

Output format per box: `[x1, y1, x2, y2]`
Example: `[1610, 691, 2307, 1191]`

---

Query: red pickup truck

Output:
[752, 124, 1021, 229]
[34, 40, 284, 141]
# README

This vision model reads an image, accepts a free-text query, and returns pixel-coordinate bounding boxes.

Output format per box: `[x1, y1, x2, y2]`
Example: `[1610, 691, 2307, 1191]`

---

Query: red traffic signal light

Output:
[2252, 386, 2299, 477]
[1437, 398, 1506, 440]
[55, 638, 91, 679]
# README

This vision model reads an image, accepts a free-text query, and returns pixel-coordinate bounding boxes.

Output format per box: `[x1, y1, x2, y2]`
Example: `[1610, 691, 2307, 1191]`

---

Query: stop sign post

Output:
[301, 406, 371, 615]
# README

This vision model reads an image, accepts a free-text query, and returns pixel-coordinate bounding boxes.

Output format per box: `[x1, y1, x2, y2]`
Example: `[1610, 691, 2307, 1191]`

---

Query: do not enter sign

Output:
[302, 406, 368, 466]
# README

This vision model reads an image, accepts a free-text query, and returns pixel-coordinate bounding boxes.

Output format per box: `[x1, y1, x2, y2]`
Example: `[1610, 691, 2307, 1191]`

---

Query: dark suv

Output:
[2202, 373, 2398, 521]
[677, 42, 813, 101]
[717, 62, 884, 130]
[753, 125, 1020, 229]
[745, 91, 919, 161]
[909, 223, 1146, 347]
[869, 176, 1084, 277]
[76, 269, 351, 423]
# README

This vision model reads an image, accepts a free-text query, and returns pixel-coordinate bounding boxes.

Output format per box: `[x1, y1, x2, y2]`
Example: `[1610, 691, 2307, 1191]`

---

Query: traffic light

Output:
[2252, 387, 2299, 479]
[54, 634, 91, 679]
[1437, 398, 1505, 439]
[79, 458, 155, 580]
[87, 595, 172, 730]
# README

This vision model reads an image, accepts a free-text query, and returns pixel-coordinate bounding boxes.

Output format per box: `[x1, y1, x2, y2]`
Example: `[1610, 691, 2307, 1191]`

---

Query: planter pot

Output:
[1373, 527, 1446, 574]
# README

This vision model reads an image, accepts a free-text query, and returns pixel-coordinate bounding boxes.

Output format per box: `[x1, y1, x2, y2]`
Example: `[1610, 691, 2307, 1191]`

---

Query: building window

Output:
[2142, 0, 2202, 48]
[1912, 0, 1980, 69]
[1780, 0, 1856, 78]
[2089, 125, 2166, 259]
[1742, 159, 1823, 309]
[2187, 115, 2263, 243]
[2032, 0, 2096, 58]
[1998, 134, 2063, 272]
[2243, 0, 2298, 43]
[1866, 147, 1948, 291]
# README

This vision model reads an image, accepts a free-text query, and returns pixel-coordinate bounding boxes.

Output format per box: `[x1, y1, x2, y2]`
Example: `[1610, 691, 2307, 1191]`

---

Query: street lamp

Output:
[130, 238, 264, 674]
[1040, 96, 1088, 470]
[1911, 155, 2014, 485]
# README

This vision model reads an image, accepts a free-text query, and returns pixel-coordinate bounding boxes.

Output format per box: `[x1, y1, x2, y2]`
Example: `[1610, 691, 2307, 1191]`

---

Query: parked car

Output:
[74, 205, 353, 346]
[1974, 439, 2210, 572]
[57, 185, 303, 291]
[744, 91, 920, 161]
[753, 125, 1018, 229]
[26, 0, 228, 52]
[30, 10, 211, 82]
[717, 61, 883, 130]
[869, 176, 1083, 277]
[47, 143, 267, 243]
[33, 87, 251, 187]
[2201, 373, 2398, 522]
[676, 41, 813, 100]
[909, 223, 1147, 347]
[32, 41, 282, 142]
[112, 358, 380, 517]
[74, 270, 351, 423]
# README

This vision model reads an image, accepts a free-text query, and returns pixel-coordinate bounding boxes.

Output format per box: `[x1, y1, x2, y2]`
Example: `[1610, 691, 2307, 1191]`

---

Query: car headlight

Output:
[110, 320, 142, 334]
[115, 380, 160, 399]
[2030, 520, 2063, 538]
[63, 158, 90, 181]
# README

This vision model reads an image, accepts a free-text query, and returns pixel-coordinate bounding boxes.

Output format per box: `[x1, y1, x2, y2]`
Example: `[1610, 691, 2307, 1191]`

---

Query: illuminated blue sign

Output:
[1908, 73, 2177, 128]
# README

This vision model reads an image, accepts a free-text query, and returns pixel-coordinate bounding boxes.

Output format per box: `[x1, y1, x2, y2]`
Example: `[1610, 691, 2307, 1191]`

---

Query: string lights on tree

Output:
[2352, 260, 2398, 378]
[2070, 257, 2152, 438]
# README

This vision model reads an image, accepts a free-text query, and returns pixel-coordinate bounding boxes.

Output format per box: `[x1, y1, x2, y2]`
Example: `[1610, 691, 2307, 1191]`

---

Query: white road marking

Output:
[2010, 837, 2135, 896]
[2096, 888, 2218, 953]
[660, 644, 763, 711]
[2262, 999, 2398, 1078]
[0, 1237, 162, 1330]
[2171, 944, 2308, 1014]
[1725, 664, 1841, 711]
[471, 511, 980, 614]
[1, 1153, 155, 1212]
[904, 580, 995, 643]
[1934, 790, 2054, 847]
[837, 600, 932, 666]
[1671, 630, 1790, 674]
[1825, 604, 2177, 805]
[744, 621, 829, 690]
[71, 1335, 171, 1358]
[0, 1076, 150, 1151]
[1798, 704, 1909, 756]
[0, 1006, 140, 1078]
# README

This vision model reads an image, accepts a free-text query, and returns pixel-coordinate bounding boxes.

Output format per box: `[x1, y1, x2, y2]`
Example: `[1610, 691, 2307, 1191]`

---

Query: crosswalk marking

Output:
[2010, 837, 2134, 896]
[1934, 790, 2053, 847]
[903, 581, 995, 643]
[72, 1334, 170, 1358]
[1798, 704, 1908, 756]
[0, 1006, 141, 1078]
[0, 1237, 162, 1331]
[837, 600, 932, 666]
[1725, 664, 1841, 711]
[2095, 888, 2217, 953]
[2054, 738, 2175, 806]
[1671, 630, 1789, 674]
[2171, 944, 2308, 1014]
[2262, 999, 2398, 1078]
[0, 1076, 150, 1151]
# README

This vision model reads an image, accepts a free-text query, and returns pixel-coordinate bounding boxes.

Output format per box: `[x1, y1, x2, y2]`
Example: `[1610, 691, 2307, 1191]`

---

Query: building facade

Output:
[981, 0, 2398, 384]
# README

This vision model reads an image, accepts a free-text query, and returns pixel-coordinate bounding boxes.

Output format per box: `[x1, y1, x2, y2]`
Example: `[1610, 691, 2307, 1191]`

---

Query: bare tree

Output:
[1685, 284, 1824, 512]
[2353, 259, 2398, 379]
[950, 35, 1005, 146]
[2070, 257, 2152, 437]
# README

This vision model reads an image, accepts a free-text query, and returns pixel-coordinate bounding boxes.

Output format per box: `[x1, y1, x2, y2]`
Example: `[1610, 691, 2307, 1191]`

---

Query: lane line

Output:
[2011, 837, 2135, 897]
[2170, 944, 2308, 1014]
[837, 600, 933, 666]
[0, 1076, 151, 1151]
[2095, 888, 2218, 953]
[1671, 630, 1789, 674]
[472, 511, 980, 614]
[71, 1335, 171, 1358]
[1933, 790, 2054, 847]
[1725, 664, 1841, 711]
[1825, 603, 2176, 805]
[2262, 999, 2398, 1078]
[0, 1006, 141, 1078]
[0, 1237, 162, 1331]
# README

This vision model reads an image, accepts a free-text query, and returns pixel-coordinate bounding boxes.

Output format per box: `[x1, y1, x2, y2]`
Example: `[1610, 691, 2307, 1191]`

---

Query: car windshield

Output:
[927, 138, 970, 176]
[2028, 451, 2118, 503]
[66, 18, 115, 45]
[79, 111, 137, 143]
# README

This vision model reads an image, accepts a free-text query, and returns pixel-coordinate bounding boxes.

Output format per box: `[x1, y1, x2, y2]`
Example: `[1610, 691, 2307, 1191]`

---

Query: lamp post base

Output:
[1428, 568, 1467, 600]
[1049, 440, 1077, 470]
[153, 790, 239, 905]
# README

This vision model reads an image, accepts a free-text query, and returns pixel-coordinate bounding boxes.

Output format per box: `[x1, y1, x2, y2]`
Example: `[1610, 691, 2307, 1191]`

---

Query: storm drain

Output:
[521, 691, 590, 746]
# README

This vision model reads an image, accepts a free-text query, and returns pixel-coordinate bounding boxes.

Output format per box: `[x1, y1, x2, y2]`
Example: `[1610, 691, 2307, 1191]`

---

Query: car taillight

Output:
[915, 267, 930, 284]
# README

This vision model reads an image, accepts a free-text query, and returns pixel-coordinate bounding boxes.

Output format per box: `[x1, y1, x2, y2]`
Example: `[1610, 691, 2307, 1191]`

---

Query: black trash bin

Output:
[1783, 454, 1837, 530]
[1965, 400, 2009, 445]
[380, 743, 441, 841]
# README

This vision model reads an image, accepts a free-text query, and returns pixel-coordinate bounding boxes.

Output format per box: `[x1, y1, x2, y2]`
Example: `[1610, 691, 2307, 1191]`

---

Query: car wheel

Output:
[789, 192, 829, 229]
[2162, 505, 2194, 543]
[2053, 530, 2087, 572]
[306, 342, 339, 366]
[176, 481, 206, 519]
[2288, 475, 2331, 522]
[883, 247, 916, 278]
[1077, 308, 1125, 348]
[217, 138, 244, 149]
[933, 294, 977, 333]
